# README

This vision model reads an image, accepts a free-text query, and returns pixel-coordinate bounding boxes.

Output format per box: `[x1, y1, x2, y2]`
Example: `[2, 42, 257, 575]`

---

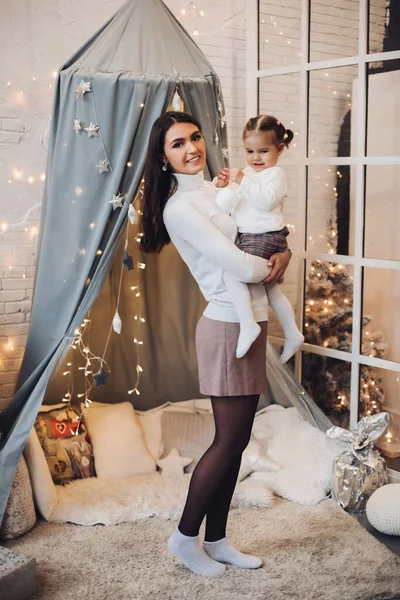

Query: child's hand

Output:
[216, 168, 230, 188]
[229, 168, 245, 184]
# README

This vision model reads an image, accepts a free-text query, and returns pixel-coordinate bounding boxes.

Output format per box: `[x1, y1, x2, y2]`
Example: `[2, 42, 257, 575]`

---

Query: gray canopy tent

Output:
[0, 0, 331, 524]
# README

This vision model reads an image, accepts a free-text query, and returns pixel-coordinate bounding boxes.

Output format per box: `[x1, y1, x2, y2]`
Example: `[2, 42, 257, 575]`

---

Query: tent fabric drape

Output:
[0, 0, 228, 524]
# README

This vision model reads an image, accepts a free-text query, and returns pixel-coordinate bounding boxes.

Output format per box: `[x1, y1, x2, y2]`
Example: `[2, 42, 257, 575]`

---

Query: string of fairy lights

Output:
[61, 187, 146, 426]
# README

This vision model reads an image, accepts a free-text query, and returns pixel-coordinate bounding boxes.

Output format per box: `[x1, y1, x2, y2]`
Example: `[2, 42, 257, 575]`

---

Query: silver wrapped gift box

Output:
[327, 412, 390, 511]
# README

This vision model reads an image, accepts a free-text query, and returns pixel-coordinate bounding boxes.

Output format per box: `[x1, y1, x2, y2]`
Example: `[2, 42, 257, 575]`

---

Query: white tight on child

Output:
[223, 272, 261, 358]
[266, 283, 304, 363]
[223, 272, 304, 362]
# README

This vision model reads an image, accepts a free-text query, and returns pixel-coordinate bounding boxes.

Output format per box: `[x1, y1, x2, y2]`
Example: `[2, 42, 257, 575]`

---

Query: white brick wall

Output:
[0, 0, 389, 402]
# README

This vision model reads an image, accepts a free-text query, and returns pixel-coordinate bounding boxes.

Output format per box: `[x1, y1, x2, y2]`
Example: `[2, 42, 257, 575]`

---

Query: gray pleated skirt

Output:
[195, 315, 268, 397]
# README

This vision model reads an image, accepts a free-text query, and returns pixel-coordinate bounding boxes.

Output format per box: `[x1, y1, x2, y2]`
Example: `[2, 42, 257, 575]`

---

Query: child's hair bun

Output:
[283, 128, 294, 147]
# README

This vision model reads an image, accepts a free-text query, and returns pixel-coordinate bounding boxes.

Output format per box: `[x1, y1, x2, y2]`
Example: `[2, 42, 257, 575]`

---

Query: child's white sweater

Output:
[232, 165, 287, 234]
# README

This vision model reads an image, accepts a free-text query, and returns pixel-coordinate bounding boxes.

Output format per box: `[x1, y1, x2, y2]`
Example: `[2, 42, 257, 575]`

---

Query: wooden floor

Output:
[350, 511, 400, 558]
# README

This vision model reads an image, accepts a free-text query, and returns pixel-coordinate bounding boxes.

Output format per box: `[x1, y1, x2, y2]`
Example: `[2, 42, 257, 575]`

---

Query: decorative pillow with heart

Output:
[34, 407, 81, 439]
[34, 407, 95, 485]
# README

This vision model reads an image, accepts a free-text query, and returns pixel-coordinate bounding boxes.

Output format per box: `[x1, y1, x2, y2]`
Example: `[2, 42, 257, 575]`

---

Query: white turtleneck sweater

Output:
[163, 171, 270, 323]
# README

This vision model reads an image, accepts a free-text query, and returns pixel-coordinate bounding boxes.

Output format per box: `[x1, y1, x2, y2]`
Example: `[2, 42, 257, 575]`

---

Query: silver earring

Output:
[162, 162, 168, 172]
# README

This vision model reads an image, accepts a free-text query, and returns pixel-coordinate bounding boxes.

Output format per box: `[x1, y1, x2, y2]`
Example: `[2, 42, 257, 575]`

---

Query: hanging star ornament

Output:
[73, 120, 83, 134]
[109, 193, 125, 210]
[93, 366, 111, 387]
[122, 250, 134, 271]
[75, 80, 92, 100]
[84, 122, 100, 138]
[95, 159, 110, 174]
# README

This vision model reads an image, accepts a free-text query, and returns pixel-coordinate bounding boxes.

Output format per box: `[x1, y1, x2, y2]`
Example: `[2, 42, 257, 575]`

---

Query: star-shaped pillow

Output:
[156, 448, 193, 478]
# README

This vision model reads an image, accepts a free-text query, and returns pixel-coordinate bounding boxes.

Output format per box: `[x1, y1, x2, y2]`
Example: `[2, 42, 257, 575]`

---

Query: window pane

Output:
[366, 60, 400, 157]
[362, 268, 400, 364]
[259, 0, 302, 70]
[302, 352, 350, 428]
[307, 165, 353, 255]
[309, 0, 359, 62]
[369, 0, 400, 55]
[304, 260, 353, 352]
[308, 65, 358, 158]
[259, 73, 301, 166]
[364, 165, 400, 261]
[360, 366, 400, 472]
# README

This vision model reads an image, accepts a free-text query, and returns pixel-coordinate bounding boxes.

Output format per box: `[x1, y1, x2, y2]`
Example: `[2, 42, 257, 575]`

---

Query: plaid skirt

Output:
[236, 226, 289, 260]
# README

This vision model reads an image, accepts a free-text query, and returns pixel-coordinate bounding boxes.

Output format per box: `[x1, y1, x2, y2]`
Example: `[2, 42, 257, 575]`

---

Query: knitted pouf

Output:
[366, 484, 400, 536]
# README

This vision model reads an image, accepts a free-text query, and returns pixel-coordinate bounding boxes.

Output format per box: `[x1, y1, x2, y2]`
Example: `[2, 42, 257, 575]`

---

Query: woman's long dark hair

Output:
[140, 111, 203, 253]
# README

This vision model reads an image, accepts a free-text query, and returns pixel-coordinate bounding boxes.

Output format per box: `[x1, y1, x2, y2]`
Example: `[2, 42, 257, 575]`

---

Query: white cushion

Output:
[136, 408, 165, 461]
[366, 484, 400, 536]
[24, 428, 59, 520]
[83, 402, 156, 478]
[88, 400, 212, 462]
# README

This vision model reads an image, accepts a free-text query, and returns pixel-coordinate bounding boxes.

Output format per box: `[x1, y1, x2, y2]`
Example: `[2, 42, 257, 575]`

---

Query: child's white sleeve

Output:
[215, 183, 240, 212]
[239, 167, 287, 212]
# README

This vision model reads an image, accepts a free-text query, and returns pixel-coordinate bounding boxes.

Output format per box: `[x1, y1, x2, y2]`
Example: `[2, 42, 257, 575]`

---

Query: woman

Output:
[141, 112, 291, 576]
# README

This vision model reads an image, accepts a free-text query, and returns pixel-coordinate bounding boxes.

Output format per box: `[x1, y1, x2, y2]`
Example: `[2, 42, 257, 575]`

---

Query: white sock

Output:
[203, 537, 262, 569]
[266, 283, 304, 364]
[168, 529, 226, 576]
[236, 322, 261, 359]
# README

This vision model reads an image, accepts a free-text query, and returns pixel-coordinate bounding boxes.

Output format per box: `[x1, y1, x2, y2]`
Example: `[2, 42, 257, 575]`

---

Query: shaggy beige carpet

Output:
[5, 499, 400, 600]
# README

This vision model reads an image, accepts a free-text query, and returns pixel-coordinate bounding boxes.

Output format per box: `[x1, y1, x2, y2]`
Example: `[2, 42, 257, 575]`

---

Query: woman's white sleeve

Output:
[239, 168, 287, 212]
[164, 203, 270, 283]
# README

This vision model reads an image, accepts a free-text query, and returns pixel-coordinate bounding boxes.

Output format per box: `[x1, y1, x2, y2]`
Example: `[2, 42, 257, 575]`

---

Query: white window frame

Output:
[247, 0, 400, 480]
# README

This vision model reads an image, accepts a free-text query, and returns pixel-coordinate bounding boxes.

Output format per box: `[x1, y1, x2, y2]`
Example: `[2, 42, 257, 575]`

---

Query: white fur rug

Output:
[49, 406, 343, 526]
[51, 473, 274, 526]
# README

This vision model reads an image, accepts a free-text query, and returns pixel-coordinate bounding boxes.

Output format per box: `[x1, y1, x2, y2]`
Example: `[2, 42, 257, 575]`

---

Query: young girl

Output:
[215, 114, 304, 362]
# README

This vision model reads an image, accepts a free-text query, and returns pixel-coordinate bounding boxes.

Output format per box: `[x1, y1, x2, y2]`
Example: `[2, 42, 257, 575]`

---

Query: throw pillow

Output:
[161, 411, 215, 471]
[83, 402, 156, 478]
[0, 455, 36, 540]
[34, 406, 95, 485]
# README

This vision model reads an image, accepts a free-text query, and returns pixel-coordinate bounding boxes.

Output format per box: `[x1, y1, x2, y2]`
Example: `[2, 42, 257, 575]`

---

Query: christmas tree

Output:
[302, 215, 388, 428]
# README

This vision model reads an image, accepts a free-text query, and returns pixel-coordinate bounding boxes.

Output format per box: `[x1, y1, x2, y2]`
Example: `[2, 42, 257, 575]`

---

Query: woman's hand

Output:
[216, 168, 230, 188]
[262, 249, 291, 284]
[229, 168, 245, 185]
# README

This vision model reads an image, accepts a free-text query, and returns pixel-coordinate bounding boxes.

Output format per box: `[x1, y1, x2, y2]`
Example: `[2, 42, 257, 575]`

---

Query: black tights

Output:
[178, 394, 259, 542]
